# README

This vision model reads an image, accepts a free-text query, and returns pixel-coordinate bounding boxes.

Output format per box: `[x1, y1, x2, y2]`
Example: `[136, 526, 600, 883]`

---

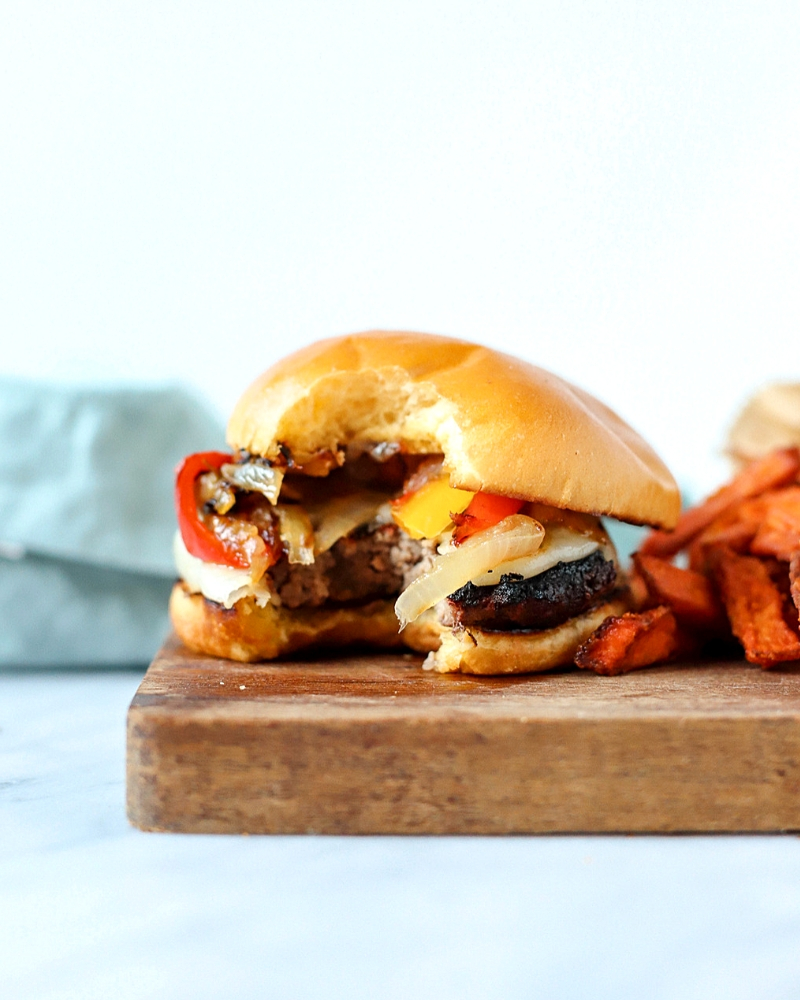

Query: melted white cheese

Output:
[173, 532, 272, 609]
[469, 525, 603, 587]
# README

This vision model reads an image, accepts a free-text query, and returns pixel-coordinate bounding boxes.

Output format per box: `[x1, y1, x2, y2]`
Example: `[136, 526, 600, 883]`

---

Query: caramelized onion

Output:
[469, 525, 600, 586]
[274, 504, 315, 565]
[395, 514, 545, 628]
[220, 461, 284, 504]
[208, 515, 269, 581]
[307, 492, 387, 553]
[196, 470, 236, 515]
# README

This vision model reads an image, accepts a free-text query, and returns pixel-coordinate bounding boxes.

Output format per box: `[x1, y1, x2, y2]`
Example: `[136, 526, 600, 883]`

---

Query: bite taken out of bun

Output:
[170, 331, 680, 674]
[228, 331, 678, 528]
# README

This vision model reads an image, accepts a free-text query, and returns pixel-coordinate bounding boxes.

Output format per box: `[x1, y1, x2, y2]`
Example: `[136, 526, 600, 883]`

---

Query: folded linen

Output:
[0, 379, 223, 666]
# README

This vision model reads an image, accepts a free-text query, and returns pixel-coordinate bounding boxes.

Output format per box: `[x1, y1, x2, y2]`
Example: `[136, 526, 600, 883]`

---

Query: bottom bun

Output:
[170, 583, 626, 674]
[169, 584, 441, 662]
[426, 597, 629, 675]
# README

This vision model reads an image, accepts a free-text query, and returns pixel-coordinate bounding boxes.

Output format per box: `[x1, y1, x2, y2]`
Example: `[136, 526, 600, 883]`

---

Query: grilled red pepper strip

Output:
[175, 451, 250, 568]
[452, 492, 525, 544]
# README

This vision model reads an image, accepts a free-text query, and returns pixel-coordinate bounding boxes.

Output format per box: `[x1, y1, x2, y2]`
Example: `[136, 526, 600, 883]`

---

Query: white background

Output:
[2, 2, 799, 499]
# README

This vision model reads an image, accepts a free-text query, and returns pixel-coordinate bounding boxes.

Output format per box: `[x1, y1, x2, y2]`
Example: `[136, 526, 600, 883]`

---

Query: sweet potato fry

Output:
[574, 606, 684, 676]
[687, 495, 769, 571]
[640, 447, 800, 559]
[633, 553, 726, 633]
[750, 486, 800, 560]
[711, 548, 800, 668]
[790, 553, 800, 619]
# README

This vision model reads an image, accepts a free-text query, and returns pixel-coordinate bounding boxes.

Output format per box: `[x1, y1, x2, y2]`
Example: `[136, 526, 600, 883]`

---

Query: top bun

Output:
[228, 331, 680, 528]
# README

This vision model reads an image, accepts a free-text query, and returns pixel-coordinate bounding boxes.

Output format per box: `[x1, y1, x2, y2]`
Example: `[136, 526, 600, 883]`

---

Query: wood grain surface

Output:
[126, 635, 800, 834]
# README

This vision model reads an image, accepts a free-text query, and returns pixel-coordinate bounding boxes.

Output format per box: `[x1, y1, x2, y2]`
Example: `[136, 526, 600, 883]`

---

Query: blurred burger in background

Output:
[728, 383, 800, 468]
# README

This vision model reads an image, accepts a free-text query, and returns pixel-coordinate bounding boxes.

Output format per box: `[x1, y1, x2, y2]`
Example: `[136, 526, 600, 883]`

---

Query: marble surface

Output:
[3, 672, 800, 1000]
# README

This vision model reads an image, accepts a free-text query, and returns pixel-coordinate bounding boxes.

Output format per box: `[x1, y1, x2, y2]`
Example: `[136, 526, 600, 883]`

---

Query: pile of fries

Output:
[575, 447, 800, 676]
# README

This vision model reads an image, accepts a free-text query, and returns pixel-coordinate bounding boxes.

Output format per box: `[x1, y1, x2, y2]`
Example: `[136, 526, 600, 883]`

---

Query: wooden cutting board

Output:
[126, 634, 800, 835]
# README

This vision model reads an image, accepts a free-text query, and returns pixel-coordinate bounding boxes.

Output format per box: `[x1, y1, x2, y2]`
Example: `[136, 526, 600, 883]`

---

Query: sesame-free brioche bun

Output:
[170, 583, 627, 673]
[228, 331, 679, 529]
[169, 584, 414, 662]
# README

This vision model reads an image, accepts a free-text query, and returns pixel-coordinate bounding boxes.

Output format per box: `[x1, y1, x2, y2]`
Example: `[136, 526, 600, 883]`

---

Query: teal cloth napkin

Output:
[0, 380, 224, 666]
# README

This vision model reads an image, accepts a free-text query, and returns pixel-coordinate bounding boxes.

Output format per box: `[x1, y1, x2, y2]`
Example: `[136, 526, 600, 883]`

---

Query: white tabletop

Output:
[3, 671, 800, 1000]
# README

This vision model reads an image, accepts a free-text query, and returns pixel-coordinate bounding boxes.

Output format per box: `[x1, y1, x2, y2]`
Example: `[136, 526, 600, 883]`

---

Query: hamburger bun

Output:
[228, 331, 679, 528]
[170, 584, 413, 662]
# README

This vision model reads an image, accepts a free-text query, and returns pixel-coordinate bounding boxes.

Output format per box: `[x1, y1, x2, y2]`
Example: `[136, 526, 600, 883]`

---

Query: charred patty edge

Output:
[445, 548, 619, 632]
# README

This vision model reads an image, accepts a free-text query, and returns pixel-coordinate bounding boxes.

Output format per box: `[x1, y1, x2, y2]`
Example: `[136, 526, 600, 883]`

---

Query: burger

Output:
[170, 331, 679, 674]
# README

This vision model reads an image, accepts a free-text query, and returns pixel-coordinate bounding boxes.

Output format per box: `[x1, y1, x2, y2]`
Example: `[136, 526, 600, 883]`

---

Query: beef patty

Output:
[270, 522, 435, 608]
[445, 549, 618, 631]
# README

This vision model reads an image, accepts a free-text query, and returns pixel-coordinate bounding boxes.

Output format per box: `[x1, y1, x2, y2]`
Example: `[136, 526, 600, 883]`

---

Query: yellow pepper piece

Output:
[392, 476, 474, 539]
